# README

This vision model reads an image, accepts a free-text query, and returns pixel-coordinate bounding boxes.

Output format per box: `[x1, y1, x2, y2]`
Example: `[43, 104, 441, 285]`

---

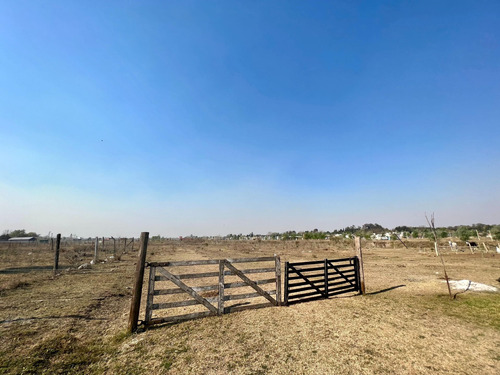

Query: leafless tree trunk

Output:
[425, 213, 452, 300]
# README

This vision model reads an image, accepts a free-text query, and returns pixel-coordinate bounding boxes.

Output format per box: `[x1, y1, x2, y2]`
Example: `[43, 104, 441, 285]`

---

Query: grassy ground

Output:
[0, 239, 499, 374]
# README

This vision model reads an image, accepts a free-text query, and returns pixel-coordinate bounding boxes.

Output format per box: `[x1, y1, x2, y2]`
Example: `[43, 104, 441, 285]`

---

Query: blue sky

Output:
[1, 1, 499, 237]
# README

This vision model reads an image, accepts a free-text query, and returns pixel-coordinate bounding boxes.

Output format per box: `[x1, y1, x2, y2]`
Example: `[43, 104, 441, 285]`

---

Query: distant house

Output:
[8, 237, 36, 242]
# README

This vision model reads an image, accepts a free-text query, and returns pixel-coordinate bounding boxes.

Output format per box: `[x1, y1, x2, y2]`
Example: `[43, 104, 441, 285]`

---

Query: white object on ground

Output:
[443, 279, 498, 292]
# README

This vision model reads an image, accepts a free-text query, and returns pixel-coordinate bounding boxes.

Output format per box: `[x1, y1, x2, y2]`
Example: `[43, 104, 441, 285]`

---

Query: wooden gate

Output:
[144, 256, 281, 326]
[284, 257, 360, 305]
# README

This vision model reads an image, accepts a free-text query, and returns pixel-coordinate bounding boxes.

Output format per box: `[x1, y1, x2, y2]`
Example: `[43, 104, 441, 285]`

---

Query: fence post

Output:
[94, 237, 98, 263]
[275, 255, 282, 306]
[128, 232, 149, 333]
[218, 260, 225, 315]
[324, 259, 329, 297]
[145, 265, 156, 325]
[284, 261, 289, 306]
[355, 237, 365, 295]
[53, 234, 61, 275]
[123, 238, 127, 254]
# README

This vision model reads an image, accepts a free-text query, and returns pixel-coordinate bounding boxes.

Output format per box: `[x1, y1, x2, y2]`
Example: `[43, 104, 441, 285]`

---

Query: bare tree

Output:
[425, 213, 452, 300]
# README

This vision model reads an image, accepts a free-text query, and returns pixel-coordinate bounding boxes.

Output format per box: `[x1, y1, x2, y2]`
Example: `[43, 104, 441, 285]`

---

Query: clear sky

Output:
[1, 1, 499, 238]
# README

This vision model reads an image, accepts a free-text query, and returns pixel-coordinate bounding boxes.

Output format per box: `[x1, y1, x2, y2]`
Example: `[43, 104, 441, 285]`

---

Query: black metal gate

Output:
[284, 257, 360, 305]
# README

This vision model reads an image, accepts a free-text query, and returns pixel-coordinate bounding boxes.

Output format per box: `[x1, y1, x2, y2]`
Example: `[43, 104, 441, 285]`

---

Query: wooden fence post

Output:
[94, 237, 98, 262]
[218, 260, 225, 315]
[324, 259, 329, 297]
[53, 234, 61, 275]
[123, 238, 127, 254]
[128, 232, 149, 333]
[355, 237, 365, 295]
[284, 261, 289, 305]
[111, 237, 116, 257]
[275, 255, 282, 306]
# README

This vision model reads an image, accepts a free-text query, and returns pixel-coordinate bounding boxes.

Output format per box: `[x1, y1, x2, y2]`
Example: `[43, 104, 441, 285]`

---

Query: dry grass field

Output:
[1, 238, 499, 374]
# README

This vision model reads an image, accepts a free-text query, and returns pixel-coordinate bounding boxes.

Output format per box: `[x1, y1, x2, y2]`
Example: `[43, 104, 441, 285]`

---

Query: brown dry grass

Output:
[0, 239, 499, 374]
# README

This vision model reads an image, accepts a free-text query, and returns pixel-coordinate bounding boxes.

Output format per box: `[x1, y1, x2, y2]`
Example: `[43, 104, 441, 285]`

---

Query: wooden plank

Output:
[275, 255, 282, 306]
[324, 257, 356, 263]
[327, 272, 356, 282]
[149, 257, 275, 267]
[153, 296, 218, 310]
[224, 262, 277, 305]
[287, 278, 326, 289]
[287, 272, 325, 281]
[328, 260, 356, 288]
[149, 260, 220, 267]
[288, 264, 326, 298]
[154, 278, 277, 295]
[144, 266, 156, 323]
[147, 311, 215, 325]
[224, 302, 274, 314]
[225, 257, 275, 263]
[155, 267, 275, 281]
[288, 284, 325, 294]
[154, 284, 218, 295]
[156, 271, 218, 280]
[128, 232, 149, 333]
[225, 278, 276, 289]
[288, 265, 325, 273]
[156, 267, 218, 314]
[218, 260, 224, 316]
[225, 267, 276, 275]
[224, 290, 276, 301]
[288, 260, 325, 267]
[326, 263, 356, 270]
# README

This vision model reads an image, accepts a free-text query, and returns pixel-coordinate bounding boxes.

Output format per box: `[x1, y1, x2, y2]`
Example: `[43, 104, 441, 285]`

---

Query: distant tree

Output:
[5, 229, 39, 238]
[411, 231, 419, 239]
[490, 226, 500, 241]
[439, 230, 448, 238]
[456, 226, 471, 242]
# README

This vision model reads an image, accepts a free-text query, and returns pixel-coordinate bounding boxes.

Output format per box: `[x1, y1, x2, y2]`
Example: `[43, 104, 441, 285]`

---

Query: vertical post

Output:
[102, 237, 105, 253]
[94, 237, 98, 262]
[112, 237, 116, 257]
[145, 265, 156, 325]
[284, 261, 289, 306]
[128, 232, 149, 333]
[50, 237, 54, 252]
[53, 234, 61, 275]
[131, 237, 134, 252]
[353, 257, 361, 292]
[123, 238, 127, 254]
[324, 259, 329, 297]
[218, 260, 225, 315]
[355, 237, 365, 295]
[275, 255, 282, 306]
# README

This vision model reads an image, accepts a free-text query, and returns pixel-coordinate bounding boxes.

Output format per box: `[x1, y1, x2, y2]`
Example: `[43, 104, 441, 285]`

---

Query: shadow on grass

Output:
[0, 265, 67, 274]
[366, 284, 406, 295]
[0, 315, 108, 324]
